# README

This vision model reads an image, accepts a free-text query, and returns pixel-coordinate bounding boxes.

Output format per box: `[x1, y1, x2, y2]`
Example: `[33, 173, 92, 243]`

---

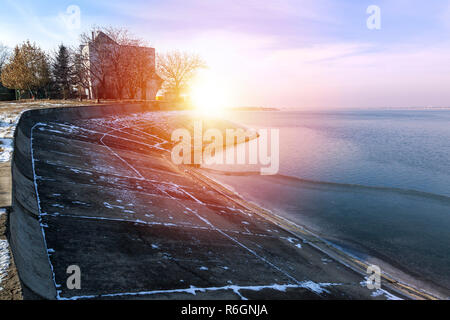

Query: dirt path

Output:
[0, 214, 23, 300]
[0, 163, 22, 299]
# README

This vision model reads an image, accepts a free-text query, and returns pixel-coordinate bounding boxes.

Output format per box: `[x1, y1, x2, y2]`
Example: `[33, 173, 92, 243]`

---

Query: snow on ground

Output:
[0, 139, 13, 162]
[359, 279, 402, 300]
[0, 110, 22, 163]
[0, 208, 10, 292]
[0, 112, 22, 139]
[0, 239, 9, 291]
[0, 101, 91, 163]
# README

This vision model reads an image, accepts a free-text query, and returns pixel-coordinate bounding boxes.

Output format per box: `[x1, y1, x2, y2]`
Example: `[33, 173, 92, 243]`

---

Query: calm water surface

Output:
[202, 109, 450, 295]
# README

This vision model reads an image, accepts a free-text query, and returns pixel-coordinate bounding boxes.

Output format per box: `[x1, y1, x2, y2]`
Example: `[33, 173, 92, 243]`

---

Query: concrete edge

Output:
[9, 102, 159, 300]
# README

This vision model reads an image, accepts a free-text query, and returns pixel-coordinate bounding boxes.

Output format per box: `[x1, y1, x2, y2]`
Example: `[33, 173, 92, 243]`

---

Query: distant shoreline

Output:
[230, 106, 280, 111]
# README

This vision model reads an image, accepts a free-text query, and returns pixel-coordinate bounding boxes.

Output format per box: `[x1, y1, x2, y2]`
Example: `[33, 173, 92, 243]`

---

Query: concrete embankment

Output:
[9, 103, 418, 300]
[10, 103, 152, 299]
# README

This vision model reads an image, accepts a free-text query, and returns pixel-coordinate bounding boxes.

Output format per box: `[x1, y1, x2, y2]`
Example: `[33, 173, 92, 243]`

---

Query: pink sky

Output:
[1, 0, 450, 109]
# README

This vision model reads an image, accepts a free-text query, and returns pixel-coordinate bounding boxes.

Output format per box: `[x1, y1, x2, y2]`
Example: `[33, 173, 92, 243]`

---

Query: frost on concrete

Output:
[0, 239, 10, 292]
[20, 108, 412, 300]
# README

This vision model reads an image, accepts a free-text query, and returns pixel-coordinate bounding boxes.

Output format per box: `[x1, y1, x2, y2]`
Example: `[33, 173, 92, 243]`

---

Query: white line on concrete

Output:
[30, 122, 61, 299]
[99, 127, 145, 180]
[87, 118, 305, 288]
[31, 117, 315, 299]
[184, 207, 301, 285]
[59, 281, 342, 300]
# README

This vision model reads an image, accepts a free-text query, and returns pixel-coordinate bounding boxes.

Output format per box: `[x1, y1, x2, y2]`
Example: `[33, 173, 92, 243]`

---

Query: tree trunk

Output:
[141, 82, 147, 101]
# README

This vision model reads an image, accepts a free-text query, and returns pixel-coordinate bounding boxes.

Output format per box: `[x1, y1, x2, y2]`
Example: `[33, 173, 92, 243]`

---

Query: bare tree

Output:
[123, 46, 144, 99]
[103, 27, 140, 100]
[79, 26, 158, 100]
[0, 43, 10, 74]
[70, 47, 91, 100]
[79, 27, 117, 99]
[157, 51, 206, 101]
[125, 45, 159, 100]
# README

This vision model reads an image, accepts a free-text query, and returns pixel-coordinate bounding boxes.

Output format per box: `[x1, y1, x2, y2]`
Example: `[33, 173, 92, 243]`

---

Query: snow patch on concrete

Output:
[60, 281, 342, 300]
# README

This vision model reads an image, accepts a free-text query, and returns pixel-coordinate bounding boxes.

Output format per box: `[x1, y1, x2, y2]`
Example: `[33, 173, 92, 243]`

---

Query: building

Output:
[81, 31, 162, 100]
[0, 83, 15, 101]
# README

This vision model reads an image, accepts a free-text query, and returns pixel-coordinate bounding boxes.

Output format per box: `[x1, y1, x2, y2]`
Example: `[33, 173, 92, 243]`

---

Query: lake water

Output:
[201, 109, 450, 297]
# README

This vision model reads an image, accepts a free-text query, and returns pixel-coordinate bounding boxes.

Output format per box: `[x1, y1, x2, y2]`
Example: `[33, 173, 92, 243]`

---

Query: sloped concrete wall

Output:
[9, 103, 155, 299]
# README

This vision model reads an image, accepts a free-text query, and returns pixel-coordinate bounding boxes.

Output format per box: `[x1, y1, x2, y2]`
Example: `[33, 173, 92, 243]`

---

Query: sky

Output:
[1, 0, 450, 109]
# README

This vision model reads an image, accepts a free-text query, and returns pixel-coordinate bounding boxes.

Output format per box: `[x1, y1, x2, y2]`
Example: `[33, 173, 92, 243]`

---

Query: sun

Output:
[189, 72, 230, 118]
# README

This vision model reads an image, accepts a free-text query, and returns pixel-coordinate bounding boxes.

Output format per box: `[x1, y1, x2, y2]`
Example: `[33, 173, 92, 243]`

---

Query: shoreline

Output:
[196, 168, 450, 201]
[1, 103, 446, 300]
[192, 168, 444, 300]
[8, 104, 411, 300]
[194, 169, 450, 296]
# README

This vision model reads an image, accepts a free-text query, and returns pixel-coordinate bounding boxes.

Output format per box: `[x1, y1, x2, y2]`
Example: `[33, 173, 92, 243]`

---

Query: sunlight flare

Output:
[190, 71, 230, 118]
